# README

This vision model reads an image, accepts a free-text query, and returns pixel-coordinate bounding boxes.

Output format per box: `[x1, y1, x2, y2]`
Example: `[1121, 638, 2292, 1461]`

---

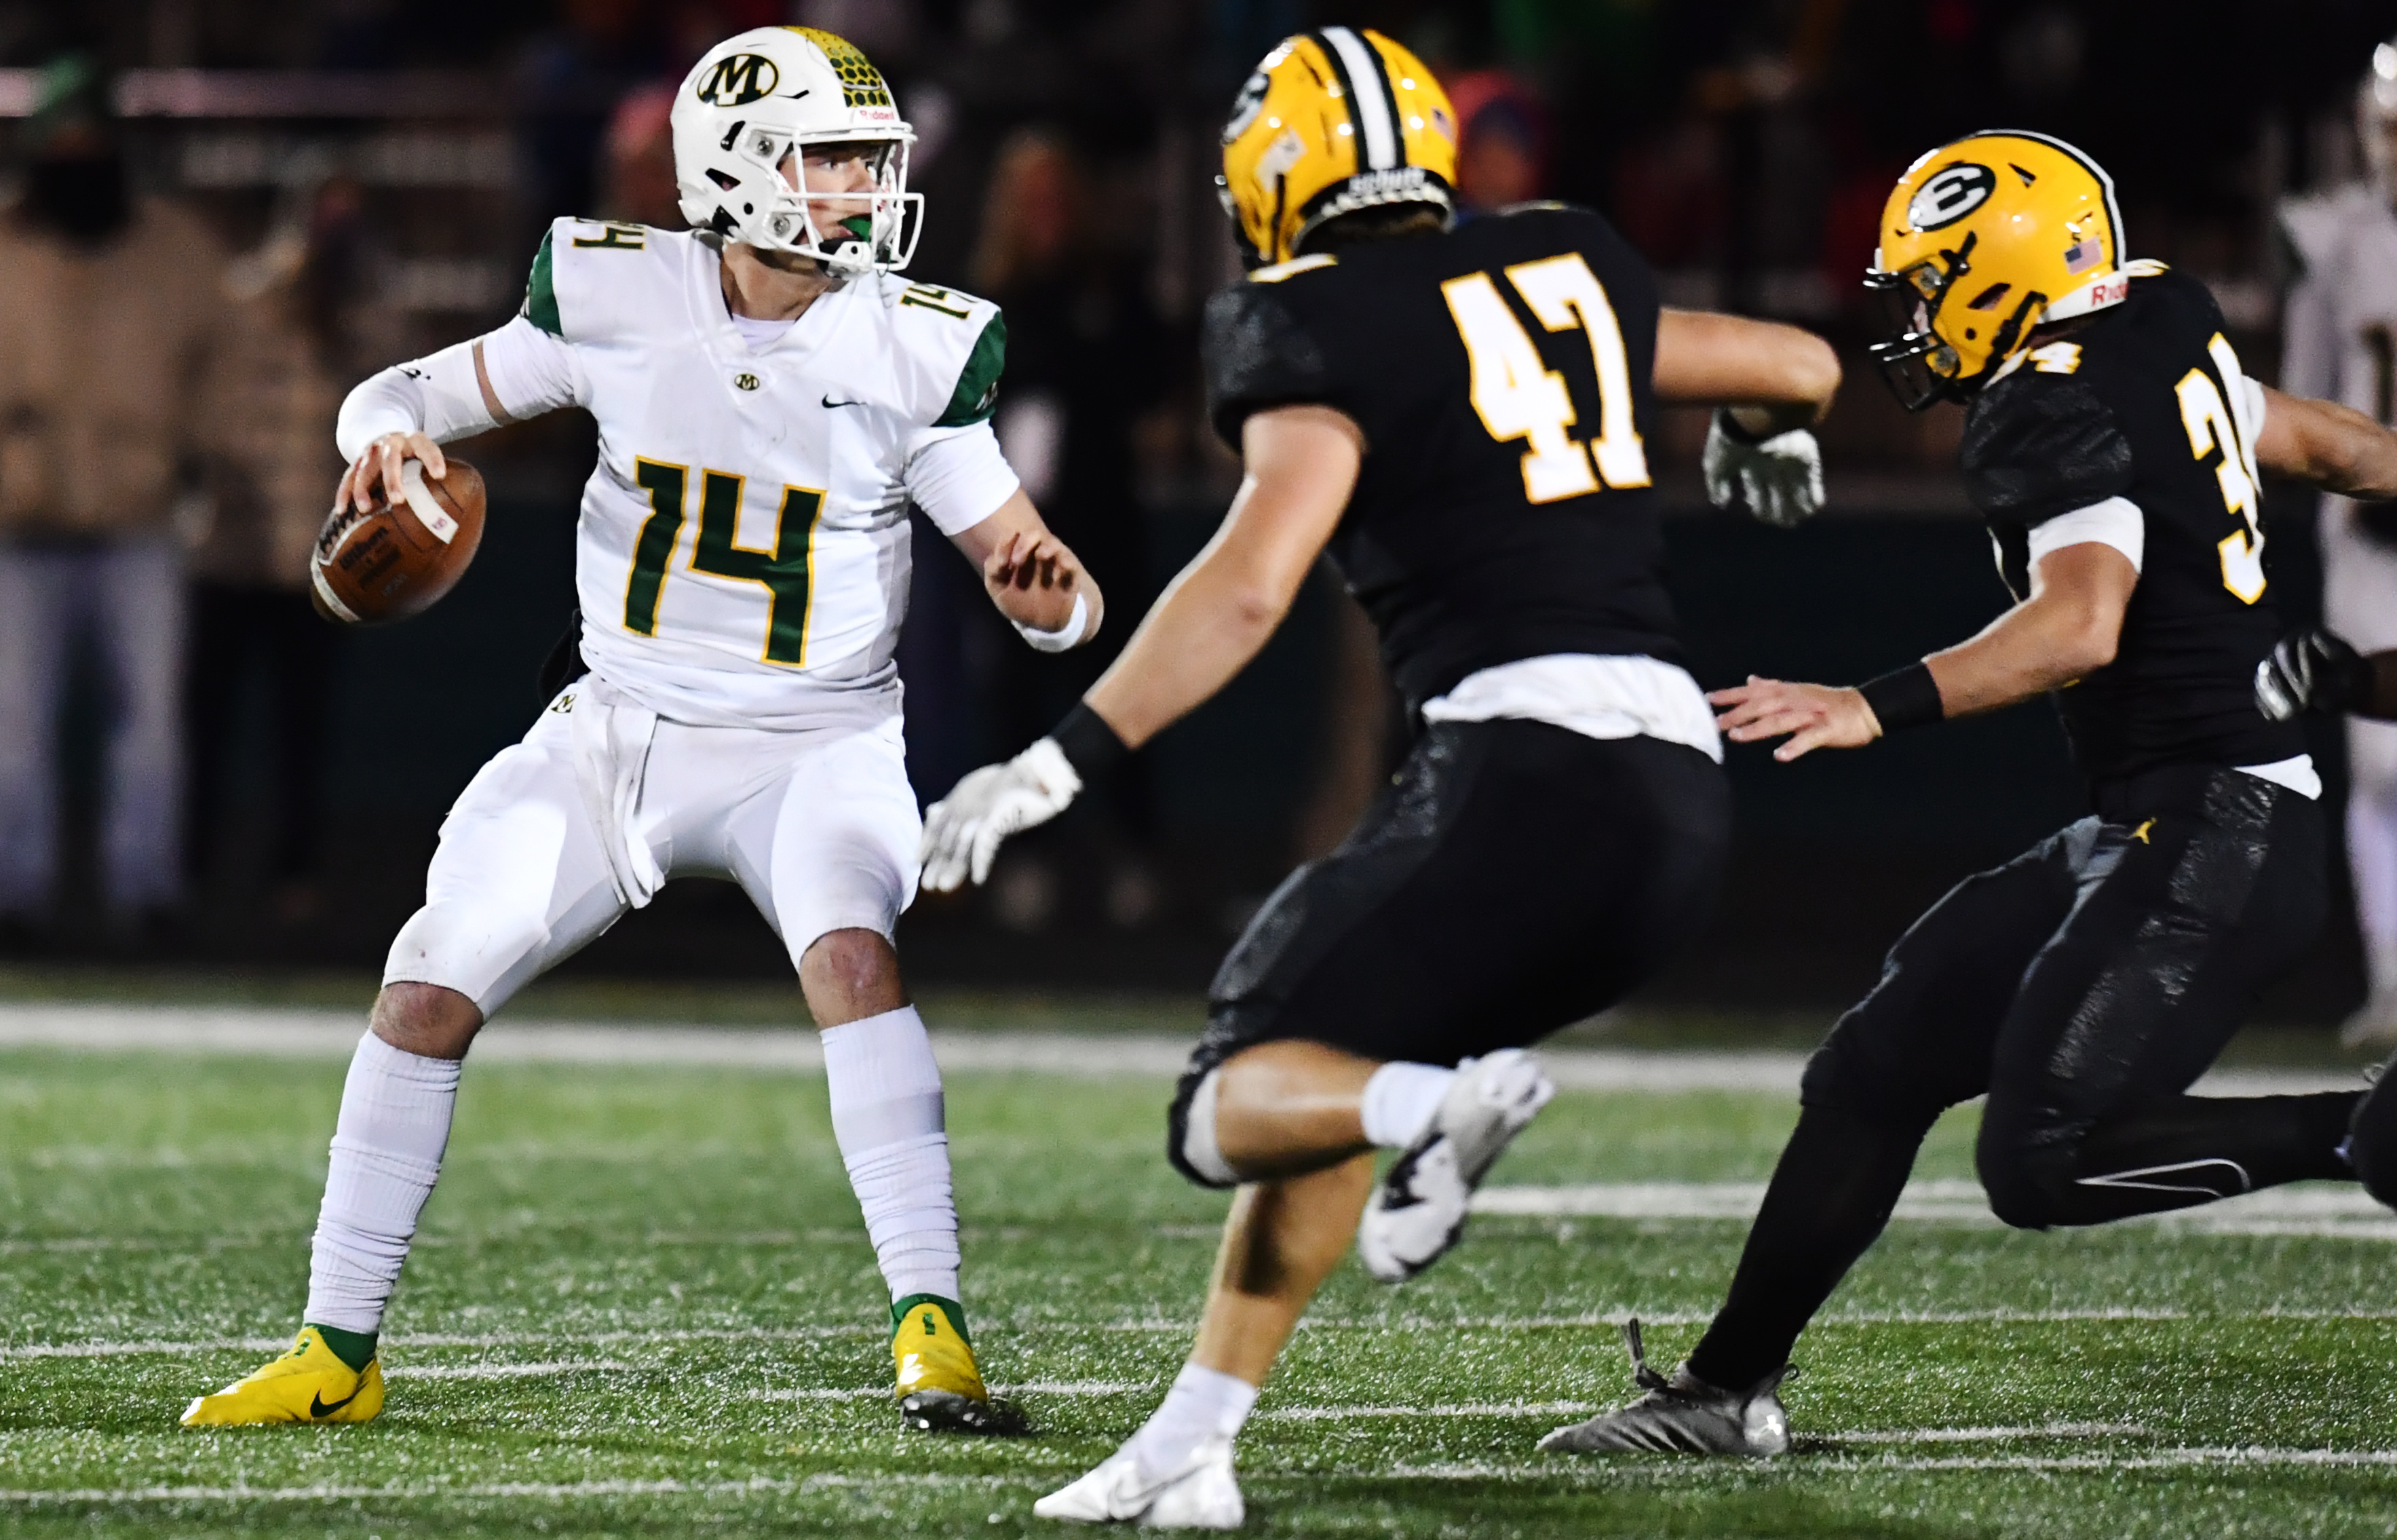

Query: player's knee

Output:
[2347, 1080, 2397, 1207]
[1972, 1117, 2065, 1231]
[798, 927, 903, 1023]
[370, 981, 482, 1060]
[1799, 1020, 1949, 1130]
[1167, 1066, 1241, 1189]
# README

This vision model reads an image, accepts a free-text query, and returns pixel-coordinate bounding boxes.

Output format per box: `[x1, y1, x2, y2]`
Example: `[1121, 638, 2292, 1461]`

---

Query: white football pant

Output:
[384, 684, 921, 1011]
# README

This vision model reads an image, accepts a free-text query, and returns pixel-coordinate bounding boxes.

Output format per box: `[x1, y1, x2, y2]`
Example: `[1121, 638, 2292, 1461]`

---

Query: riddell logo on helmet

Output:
[695, 54, 779, 107]
[1906, 163, 1996, 231]
[1347, 166, 1432, 198]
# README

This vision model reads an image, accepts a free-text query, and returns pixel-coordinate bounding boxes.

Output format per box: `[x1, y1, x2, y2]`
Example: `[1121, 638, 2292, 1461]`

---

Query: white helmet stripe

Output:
[1320, 26, 1399, 172]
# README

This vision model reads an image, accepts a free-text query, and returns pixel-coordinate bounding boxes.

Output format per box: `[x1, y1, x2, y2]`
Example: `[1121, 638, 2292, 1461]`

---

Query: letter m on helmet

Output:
[695, 52, 779, 107]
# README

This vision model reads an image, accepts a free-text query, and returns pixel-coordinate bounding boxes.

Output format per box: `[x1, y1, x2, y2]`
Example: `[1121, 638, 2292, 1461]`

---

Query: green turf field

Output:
[4, 1022, 2394, 1538]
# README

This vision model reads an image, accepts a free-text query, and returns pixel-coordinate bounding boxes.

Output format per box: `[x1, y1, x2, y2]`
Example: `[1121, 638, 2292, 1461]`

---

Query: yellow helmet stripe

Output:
[1314, 26, 1402, 171]
[1963, 126, 2124, 259]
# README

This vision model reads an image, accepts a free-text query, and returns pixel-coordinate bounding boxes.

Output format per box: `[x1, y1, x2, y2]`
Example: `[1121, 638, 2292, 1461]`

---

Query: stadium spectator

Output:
[185, 178, 394, 929]
[1446, 69, 1550, 213]
[596, 83, 682, 229]
[0, 57, 226, 940]
[961, 127, 1171, 925]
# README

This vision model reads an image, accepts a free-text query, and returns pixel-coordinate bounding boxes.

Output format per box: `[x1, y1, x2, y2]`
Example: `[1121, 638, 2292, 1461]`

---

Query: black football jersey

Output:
[1961, 265, 2305, 786]
[1201, 204, 1674, 712]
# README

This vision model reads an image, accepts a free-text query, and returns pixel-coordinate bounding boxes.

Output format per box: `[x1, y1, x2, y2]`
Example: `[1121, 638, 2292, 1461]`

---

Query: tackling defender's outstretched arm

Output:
[1654, 309, 1841, 528]
[1712, 542, 2137, 761]
[1653, 308, 1842, 429]
[1081, 405, 1359, 749]
[2252, 383, 2397, 500]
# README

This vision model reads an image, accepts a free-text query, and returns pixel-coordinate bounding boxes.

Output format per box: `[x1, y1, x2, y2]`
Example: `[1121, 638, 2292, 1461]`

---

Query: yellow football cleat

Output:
[891, 1295, 1025, 1436]
[180, 1328, 385, 1427]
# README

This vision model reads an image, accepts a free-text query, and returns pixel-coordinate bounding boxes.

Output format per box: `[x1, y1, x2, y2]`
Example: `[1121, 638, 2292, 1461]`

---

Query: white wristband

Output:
[1012, 592, 1088, 653]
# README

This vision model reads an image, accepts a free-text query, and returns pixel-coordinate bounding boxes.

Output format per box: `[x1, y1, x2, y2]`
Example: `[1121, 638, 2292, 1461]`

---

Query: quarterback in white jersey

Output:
[181, 26, 1100, 1437]
[2283, 38, 2397, 1045]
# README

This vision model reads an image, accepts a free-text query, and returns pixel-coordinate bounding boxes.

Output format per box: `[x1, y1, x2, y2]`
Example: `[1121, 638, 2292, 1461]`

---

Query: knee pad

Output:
[1799, 1026, 1953, 1131]
[2350, 1081, 2397, 1208]
[1165, 1066, 1240, 1190]
[1974, 1111, 2064, 1231]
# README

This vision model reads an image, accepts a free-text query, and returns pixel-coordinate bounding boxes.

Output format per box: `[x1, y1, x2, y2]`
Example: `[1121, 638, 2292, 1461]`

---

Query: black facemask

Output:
[24, 151, 130, 243]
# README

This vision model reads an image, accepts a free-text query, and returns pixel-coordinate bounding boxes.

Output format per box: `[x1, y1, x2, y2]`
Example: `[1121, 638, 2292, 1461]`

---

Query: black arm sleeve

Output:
[1959, 373, 2136, 528]
[1200, 282, 1339, 448]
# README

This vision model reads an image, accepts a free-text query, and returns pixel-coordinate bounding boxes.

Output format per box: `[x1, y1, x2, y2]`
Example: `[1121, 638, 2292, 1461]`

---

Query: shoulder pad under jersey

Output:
[524, 217, 689, 344]
[861, 275, 1005, 427]
[1961, 366, 2134, 526]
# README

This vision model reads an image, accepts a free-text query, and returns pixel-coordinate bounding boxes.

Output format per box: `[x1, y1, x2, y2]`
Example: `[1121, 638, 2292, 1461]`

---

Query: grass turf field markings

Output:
[14, 1445, 2397, 1506]
[1476, 1178, 2397, 1238]
[383, 1360, 639, 1380]
[0, 1008, 2364, 1094]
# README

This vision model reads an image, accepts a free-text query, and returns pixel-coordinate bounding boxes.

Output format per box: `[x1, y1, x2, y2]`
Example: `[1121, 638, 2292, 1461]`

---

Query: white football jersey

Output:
[471, 218, 1016, 729]
[2283, 185, 2397, 649]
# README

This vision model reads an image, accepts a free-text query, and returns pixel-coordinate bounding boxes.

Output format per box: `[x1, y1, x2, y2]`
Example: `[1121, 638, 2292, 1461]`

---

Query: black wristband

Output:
[1857, 661, 1944, 733]
[1050, 701, 1130, 782]
[1712, 406, 1769, 446]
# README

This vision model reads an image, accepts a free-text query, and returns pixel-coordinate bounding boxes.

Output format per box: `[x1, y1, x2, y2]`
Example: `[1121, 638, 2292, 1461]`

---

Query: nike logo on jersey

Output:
[822, 394, 866, 409]
[309, 1388, 362, 1418]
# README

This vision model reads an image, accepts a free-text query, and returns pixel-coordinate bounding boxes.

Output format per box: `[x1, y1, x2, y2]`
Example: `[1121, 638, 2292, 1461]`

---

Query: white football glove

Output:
[1703, 411, 1825, 528]
[919, 737, 1082, 893]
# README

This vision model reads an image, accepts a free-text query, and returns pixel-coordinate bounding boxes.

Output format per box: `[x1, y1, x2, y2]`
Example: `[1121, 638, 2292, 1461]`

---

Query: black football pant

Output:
[1686, 767, 2356, 1392]
[1166, 720, 1729, 1186]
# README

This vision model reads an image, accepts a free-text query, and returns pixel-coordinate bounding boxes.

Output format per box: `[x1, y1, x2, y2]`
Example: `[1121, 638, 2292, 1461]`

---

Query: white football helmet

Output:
[670, 26, 919, 273]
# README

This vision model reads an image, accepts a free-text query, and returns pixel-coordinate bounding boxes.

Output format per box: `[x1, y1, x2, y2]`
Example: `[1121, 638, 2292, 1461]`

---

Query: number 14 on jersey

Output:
[1442, 254, 1650, 504]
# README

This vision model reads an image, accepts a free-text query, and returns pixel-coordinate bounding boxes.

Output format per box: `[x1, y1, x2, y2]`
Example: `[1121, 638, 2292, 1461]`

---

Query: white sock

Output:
[305, 1032, 461, 1334]
[1130, 1362, 1259, 1481]
[823, 1005, 961, 1305]
[1359, 1061, 1455, 1148]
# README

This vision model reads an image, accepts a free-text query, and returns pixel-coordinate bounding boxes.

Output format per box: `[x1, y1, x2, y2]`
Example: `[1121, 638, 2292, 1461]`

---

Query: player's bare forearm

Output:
[1714, 542, 2133, 761]
[951, 488, 1105, 638]
[2255, 385, 2397, 500]
[1923, 542, 2135, 717]
[1654, 309, 1841, 429]
[1084, 406, 1361, 748]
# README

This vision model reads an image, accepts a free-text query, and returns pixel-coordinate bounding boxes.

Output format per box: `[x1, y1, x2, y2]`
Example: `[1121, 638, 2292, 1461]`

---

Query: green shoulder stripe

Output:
[522, 229, 562, 337]
[934, 310, 1006, 427]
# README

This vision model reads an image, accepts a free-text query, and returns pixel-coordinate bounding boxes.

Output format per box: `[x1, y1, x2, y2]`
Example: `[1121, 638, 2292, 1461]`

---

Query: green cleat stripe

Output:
[889, 1293, 970, 1349]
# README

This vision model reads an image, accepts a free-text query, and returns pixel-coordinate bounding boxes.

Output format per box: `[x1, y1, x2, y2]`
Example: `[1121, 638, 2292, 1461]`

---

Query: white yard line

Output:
[0, 1003, 2363, 1094]
[16, 1306, 2397, 1364]
[757, 1380, 1144, 1402]
[385, 1361, 638, 1381]
[1261, 1400, 1598, 1421]
[11, 1442, 2397, 1503]
[1475, 1178, 2397, 1238]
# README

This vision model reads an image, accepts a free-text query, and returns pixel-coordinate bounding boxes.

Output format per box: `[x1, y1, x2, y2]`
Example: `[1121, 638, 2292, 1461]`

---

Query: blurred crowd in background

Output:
[1, 0, 2395, 1011]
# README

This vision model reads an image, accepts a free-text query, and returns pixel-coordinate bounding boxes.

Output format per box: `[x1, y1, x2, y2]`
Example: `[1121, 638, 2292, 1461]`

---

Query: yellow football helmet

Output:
[1219, 27, 1457, 269]
[1864, 130, 2128, 409]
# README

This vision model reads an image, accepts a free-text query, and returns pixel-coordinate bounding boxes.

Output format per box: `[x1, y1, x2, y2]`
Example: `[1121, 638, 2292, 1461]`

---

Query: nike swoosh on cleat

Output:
[309, 1388, 362, 1419]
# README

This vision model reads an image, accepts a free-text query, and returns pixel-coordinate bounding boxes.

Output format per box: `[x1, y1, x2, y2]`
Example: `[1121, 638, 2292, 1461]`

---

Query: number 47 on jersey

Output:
[1443, 254, 1651, 503]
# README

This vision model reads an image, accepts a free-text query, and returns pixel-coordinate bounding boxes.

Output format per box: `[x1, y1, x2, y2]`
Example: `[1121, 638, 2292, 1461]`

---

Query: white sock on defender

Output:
[1131, 1362, 1259, 1480]
[305, 1032, 461, 1334]
[823, 1005, 961, 1304]
[1360, 1061, 1455, 1147]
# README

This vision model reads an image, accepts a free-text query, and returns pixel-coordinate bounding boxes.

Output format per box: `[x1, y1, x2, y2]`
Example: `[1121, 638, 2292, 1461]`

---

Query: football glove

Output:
[2255, 625, 2372, 722]
[1703, 410, 1824, 528]
[919, 738, 1081, 893]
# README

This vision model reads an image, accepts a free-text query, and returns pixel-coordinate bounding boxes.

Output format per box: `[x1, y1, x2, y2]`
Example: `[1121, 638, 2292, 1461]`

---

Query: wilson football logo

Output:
[695, 53, 778, 107]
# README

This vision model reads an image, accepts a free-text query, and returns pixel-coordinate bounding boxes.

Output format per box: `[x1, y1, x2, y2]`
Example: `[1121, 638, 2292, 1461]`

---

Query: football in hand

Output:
[309, 457, 486, 625]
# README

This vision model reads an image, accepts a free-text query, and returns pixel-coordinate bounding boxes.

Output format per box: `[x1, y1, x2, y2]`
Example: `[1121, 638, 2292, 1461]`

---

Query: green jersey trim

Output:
[933, 311, 1006, 427]
[523, 229, 562, 337]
